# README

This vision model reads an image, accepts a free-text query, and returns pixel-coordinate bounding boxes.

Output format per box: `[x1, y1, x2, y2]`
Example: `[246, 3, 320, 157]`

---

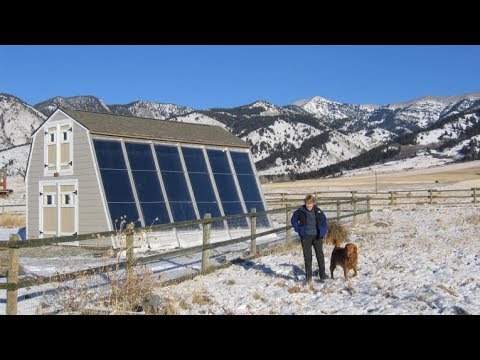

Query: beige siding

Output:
[72, 122, 110, 245]
[50, 112, 70, 122]
[27, 120, 110, 244]
[27, 131, 43, 238]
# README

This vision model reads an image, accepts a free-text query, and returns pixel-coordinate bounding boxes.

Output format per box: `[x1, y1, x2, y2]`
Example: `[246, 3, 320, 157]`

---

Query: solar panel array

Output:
[93, 139, 270, 231]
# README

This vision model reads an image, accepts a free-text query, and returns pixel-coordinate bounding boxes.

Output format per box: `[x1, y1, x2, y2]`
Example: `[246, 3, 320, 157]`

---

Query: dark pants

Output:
[301, 235, 326, 281]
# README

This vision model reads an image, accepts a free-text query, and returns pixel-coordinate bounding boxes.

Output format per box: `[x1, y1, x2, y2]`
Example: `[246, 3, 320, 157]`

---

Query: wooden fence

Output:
[265, 187, 480, 207]
[0, 197, 371, 314]
[0, 204, 26, 214]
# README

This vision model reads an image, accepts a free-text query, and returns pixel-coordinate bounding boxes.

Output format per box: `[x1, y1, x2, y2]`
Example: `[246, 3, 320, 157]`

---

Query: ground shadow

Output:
[232, 258, 304, 282]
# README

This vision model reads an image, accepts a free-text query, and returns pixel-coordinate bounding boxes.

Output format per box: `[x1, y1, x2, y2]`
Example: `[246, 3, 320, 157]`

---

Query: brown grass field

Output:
[262, 160, 480, 194]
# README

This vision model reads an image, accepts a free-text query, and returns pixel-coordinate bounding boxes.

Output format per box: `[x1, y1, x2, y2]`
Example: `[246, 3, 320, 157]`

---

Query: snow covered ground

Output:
[151, 204, 480, 315]
[2, 160, 480, 314]
[2, 201, 478, 315]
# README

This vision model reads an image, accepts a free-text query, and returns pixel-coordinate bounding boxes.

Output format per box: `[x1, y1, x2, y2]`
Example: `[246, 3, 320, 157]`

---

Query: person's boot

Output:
[319, 273, 329, 283]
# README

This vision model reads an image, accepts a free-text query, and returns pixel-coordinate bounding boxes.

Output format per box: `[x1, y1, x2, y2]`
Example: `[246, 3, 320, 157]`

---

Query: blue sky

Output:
[1, 45, 479, 109]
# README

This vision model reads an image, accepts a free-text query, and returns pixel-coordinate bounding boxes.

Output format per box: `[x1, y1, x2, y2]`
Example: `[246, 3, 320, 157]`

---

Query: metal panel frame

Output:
[121, 140, 145, 227]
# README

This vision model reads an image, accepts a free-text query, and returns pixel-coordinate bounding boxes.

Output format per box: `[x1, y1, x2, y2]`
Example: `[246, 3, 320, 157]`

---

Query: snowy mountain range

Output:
[0, 92, 479, 178]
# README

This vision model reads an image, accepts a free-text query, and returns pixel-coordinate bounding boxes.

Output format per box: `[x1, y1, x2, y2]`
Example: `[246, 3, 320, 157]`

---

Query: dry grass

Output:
[325, 220, 349, 246]
[287, 285, 303, 293]
[262, 161, 480, 193]
[0, 256, 28, 277]
[158, 296, 180, 315]
[179, 298, 191, 310]
[417, 294, 428, 302]
[437, 283, 459, 297]
[465, 214, 480, 225]
[307, 282, 318, 293]
[261, 241, 299, 256]
[39, 261, 161, 314]
[222, 307, 235, 315]
[191, 288, 212, 305]
[108, 265, 159, 313]
[0, 213, 25, 228]
[287, 284, 312, 294]
[321, 284, 336, 295]
[40, 271, 99, 313]
[0, 257, 8, 277]
[224, 279, 236, 285]
[252, 291, 267, 302]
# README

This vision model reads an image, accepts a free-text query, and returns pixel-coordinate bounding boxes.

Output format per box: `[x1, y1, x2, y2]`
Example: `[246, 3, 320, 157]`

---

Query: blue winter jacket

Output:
[290, 205, 328, 239]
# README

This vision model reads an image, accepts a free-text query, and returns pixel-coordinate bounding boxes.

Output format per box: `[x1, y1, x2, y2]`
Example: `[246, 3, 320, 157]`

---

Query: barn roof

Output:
[61, 108, 250, 148]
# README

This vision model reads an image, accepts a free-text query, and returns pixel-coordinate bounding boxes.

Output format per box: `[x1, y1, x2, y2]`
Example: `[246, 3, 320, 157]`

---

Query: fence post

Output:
[286, 205, 291, 244]
[390, 191, 394, 206]
[336, 200, 341, 220]
[7, 234, 20, 315]
[429, 189, 433, 205]
[473, 188, 477, 205]
[366, 196, 371, 222]
[352, 197, 357, 225]
[202, 213, 211, 272]
[125, 222, 135, 284]
[250, 208, 257, 256]
[351, 191, 357, 201]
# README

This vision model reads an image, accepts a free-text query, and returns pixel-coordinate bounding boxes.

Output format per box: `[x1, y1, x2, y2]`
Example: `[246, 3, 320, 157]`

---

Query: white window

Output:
[44, 122, 73, 176]
[61, 193, 74, 206]
[43, 193, 55, 206]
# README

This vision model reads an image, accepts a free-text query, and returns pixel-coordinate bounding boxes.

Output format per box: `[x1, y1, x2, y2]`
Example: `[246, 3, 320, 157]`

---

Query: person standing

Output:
[291, 194, 328, 284]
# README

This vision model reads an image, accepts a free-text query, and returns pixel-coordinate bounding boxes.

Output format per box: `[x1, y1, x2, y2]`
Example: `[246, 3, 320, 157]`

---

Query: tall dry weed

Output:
[107, 264, 159, 313]
[325, 220, 349, 246]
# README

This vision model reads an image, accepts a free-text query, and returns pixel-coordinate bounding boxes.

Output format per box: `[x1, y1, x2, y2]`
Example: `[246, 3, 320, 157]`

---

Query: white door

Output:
[39, 180, 78, 238]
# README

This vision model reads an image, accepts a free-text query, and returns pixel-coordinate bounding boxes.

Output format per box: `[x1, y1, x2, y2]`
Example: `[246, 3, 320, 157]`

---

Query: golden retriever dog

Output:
[330, 243, 358, 280]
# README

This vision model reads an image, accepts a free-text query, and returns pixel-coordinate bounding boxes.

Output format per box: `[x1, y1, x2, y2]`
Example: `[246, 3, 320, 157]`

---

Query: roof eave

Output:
[89, 131, 251, 149]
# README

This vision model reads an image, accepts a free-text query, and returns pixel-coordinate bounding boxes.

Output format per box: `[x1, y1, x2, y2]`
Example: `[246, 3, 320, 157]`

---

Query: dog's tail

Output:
[325, 220, 349, 247]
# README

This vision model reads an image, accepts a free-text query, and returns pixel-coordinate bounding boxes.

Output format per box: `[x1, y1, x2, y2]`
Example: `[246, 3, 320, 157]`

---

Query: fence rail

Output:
[0, 204, 25, 214]
[1, 197, 371, 314]
[265, 187, 480, 206]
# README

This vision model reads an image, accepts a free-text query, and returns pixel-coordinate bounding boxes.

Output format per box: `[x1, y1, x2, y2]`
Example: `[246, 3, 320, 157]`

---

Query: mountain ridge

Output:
[0, 93, 479, 178]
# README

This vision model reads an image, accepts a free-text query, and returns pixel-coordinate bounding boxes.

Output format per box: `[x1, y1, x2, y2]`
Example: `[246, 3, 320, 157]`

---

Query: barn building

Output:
[25, 108, 269, 245]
